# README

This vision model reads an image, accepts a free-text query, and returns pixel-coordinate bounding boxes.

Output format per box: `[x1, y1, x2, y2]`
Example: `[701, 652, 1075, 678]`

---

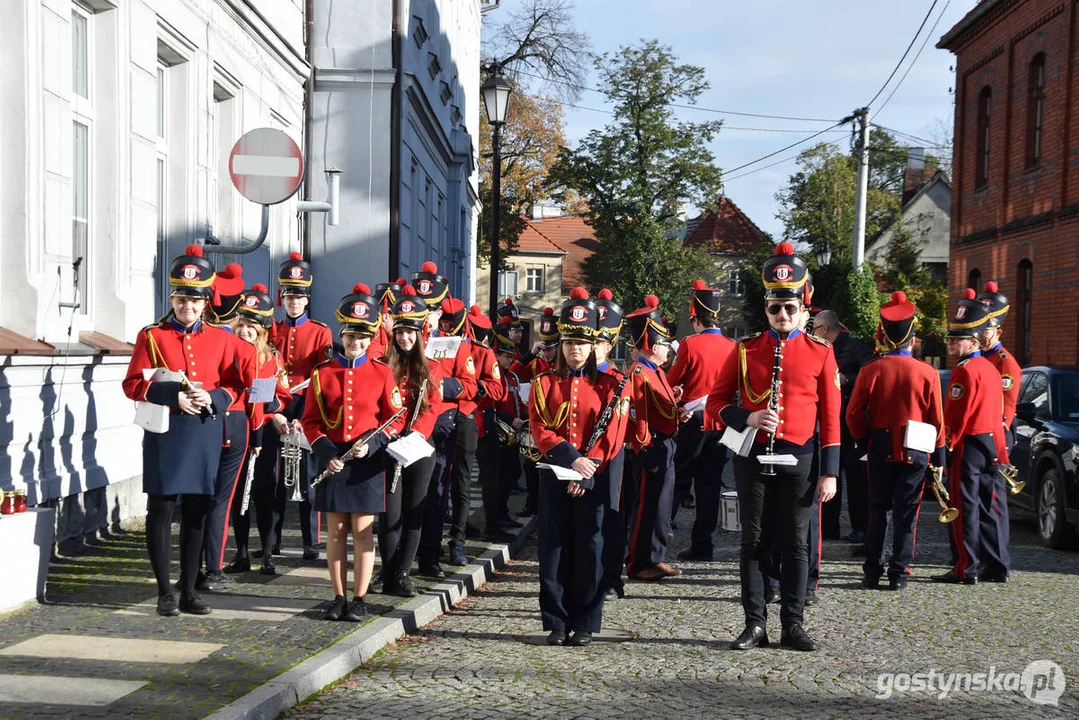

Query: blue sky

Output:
[498, 0, 973, 238]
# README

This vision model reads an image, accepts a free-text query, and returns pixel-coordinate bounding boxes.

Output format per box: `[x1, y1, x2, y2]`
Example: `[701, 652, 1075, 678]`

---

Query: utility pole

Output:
[852, 106, 870, 269]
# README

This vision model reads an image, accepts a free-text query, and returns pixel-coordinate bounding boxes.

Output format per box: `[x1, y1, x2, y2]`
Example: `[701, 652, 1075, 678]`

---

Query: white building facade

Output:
[0, 0, 308, 542]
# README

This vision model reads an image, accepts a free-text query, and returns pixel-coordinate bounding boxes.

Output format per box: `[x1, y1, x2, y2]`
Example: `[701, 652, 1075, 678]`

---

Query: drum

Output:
[720, 490, 740, 532]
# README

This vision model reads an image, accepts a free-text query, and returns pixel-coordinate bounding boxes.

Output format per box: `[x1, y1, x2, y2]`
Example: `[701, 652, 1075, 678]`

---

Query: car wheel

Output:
[1035, 468, 1072, 549]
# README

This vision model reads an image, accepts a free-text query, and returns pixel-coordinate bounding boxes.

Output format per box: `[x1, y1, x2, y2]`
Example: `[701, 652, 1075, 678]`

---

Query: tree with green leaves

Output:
[881, 221, 948, 339]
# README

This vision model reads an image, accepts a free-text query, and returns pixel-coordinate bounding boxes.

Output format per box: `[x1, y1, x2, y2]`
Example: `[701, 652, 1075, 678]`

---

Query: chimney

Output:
[907, 147, 925, 170]
[531, 203, 543, 221]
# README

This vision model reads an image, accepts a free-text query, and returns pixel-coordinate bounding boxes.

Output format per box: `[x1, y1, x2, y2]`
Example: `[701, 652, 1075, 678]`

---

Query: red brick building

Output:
[939, 0, 1076, 365]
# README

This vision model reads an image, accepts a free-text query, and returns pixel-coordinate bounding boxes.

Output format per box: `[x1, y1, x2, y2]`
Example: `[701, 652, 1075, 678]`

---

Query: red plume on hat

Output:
[543, 307, 554, 316]
[692, 279, 707, 290]
[569, 287, 589, 300]
[421, 261, 438, 274]
[396, 277, 407, 286]
[185, 244, 203, 257]
[983, 281, 998, 293]
[353, 283, 371, 295]
[252, 282, 267, 293]
[963, 287, 976, 300]
[598, 288, 613, 300]
[401, 284, 417, 296]
[499, 316, 514, 327]
[775, 241, 795, 256]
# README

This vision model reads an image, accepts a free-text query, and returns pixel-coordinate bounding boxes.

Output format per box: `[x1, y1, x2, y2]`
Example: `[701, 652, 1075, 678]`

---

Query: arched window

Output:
[976, 86, 992, 188]
[1027, 54, 1046, 168]
[968, 267, 982, 291]
[1016, 260, 1033, 365]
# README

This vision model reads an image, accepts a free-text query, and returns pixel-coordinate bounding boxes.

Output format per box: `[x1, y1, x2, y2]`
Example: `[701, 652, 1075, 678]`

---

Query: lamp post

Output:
[815, 245, 832, 268]
[481, 65, 512, 320]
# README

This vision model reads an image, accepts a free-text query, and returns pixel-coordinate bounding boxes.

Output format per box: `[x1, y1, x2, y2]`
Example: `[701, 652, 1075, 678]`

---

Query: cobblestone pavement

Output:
[286, 504, 1079, 720]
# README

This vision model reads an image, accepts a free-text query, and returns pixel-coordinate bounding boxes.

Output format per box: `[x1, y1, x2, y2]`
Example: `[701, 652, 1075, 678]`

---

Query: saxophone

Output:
[760, 338, 783, 477]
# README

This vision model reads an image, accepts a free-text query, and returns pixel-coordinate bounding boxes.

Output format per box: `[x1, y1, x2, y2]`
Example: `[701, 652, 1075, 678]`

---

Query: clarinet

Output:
[583, 373, 631, 454]
[389, 378, 428, 495]
[760, 338, 783, 477]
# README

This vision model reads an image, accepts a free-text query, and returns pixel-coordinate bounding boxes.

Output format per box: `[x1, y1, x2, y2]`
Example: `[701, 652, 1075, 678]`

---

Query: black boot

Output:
[393, 569, 416, 598]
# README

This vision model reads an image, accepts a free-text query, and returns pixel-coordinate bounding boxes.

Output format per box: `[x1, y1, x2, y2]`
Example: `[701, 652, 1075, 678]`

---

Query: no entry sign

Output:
[229, 128, 304, 205]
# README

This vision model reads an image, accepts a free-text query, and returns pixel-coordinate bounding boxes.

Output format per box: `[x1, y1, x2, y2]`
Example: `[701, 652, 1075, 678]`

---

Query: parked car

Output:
[1010, 366, 1079, 548]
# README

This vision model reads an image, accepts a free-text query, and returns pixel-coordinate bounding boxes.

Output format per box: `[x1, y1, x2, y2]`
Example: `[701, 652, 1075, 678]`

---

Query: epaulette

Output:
[313, 357, 335, 370]
[957, 358, 971, 367]
[805, 332, 831, 347]
[738, 332, 762, 343]
[372, 356, 390, 366]
[535, 369, 556, 380]
[633, 365, 644, 374]
[998, 349, 1009, 359]
[309, 318, 331, 329]
[140, 322, 162, 333]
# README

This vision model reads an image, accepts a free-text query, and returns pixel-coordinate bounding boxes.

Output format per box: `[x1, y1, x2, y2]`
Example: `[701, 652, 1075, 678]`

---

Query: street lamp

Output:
[481, 65, 512, 319]
[815, 245, 832, 268]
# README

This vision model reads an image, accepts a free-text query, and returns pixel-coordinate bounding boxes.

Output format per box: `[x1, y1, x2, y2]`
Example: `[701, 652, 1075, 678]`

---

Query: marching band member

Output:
[496, 296, 526, 355]
[669, 279, 736, 562]
[707, 242, 840, 652]
[377, 286, 444, 597]
[623, 294, 682, 582]
[271, 252, 333, 561]
[933, 289, 1010, 585]
[846, 291, 945, 590]
[510, 307, 561, 517]
[225, 284, 292, 576]
[529, 287, 629, 647]
[370, 279, 406, 359]
[488, 324, 527, 529]
[302, 285, 405, 621]
[122, 244, 246, 616]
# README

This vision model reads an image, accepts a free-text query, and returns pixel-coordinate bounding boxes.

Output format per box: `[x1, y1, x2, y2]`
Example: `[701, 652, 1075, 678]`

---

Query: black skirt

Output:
[142, 412, 223, 496]
[312, 442, 386, 514]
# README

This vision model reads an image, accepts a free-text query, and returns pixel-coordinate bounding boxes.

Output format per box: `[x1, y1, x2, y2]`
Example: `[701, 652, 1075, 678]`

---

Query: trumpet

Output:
[495, 416, 518, 447]
[282, 424, 304, 501]
[998, 463, 1025, 495]
[311, 408, 406, 488]
[929, 466, 959, 523]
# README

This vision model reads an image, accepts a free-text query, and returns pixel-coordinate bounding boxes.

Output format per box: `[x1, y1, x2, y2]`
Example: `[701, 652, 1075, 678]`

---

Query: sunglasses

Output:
[766, 303, 801, 316]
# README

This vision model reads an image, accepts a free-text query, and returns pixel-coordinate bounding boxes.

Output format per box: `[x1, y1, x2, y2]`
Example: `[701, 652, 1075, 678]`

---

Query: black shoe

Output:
[223, 554, 250, 574]
[203, 571, 233, 591]
[393, 570, 416, 598]
[465, 523, 482, 539]
[569, 631, 593, 647]
[303, 545, 320, 561]
[765, 586, 781, 604]
[496, 516, 524, 529]
[483, 528, 516, 543]
[156, 594, 179, 617]
[780, 624, 818, 651]
[518, 505, 536, 518]
[546, 630, 567, 646]
[178, 592, 211, 615]
[931, 570, 977, 585]
[419, 563, 445, 579]
[981, 572, 1009, 584]
[730, 625, 769, 650]
[251, 549, 264, 559]
[448, 546, 468, 566]
[370, 571, 386, 595]
[174, 570, 207, 591]
[861, 575, 881, 589]
[804, 589, 818, 606]
[324, 595, 346, 621]
[677, 548, 714, 562]
[260, 557, 277, 576]
[342, 596, 368, 622]
[887, 577, 908, 591]
[271, 544, 282, 556]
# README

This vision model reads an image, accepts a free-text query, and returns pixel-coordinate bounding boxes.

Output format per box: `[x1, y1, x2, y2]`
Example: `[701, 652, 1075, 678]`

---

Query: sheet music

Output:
[386, 431, 436, 467]
[517, 381, 532, 404]
[682, 395, 708, 414]
[537, 462, 585, 482]
[904, 420, 937, 454]
[248, 378, 278, 403]
[720, 425, 758, 457]
[135, 368, 189, 434]
[757, 454, 799, 466]
[425, 335, 462, 359]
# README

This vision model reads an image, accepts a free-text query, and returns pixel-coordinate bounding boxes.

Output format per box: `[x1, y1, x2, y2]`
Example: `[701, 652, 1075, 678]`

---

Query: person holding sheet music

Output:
[706, 241, 840, 653]
[224, 283, 292, 576]
[377, 286, 444, 597]
[846, 291, 945, 591]
[528, 287, 630, 647]
[302, 284, 406, 622]
[122, 244, 247, 617]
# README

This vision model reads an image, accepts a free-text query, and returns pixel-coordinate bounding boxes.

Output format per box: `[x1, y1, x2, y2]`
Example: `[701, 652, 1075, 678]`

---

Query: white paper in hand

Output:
[682, 395, 708, 414]
[720, 425, 758, 457]
[517, 381, 532, 405]
[135, 367, 188, 434]
[536, 462, 584, 482]
[425, 335, 462, 359]
[248, 377, 277, 403]
[757, 454, 799, 467]
[386, 431, 435, 467]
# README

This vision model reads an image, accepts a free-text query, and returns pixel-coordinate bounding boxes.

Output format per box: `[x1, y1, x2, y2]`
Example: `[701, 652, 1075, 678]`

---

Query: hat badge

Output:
[352, 302, 370, 318]
[245, 296, 258, 307]
[571, 307, 587, 321]
[289, 267, 303, 279]
[774, 265, 792, 281]
[956, 306, 967, 319]
[182, 265, 199, 280]
[400, 300, 415, 313]
[418, 280, 432, 294]
[597, 307, 608, 321]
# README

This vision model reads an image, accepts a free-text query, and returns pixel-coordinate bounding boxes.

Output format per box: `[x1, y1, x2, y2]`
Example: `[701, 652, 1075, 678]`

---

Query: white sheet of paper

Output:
[290, 378, 311, 395]
[904, 420, 937, 454]
[757, 454, 799, 467]
[386, 431, 435, 467]
[135, 368, 189, 434]
[720, 425, 758, 457]
[425, 335, 462, 359]
[537, 462, 584, 482]
[283, 431, 311, 451]
[517, 381, 532, 404]
[682, 395, 708, 414]
[248, 377, 278, 403]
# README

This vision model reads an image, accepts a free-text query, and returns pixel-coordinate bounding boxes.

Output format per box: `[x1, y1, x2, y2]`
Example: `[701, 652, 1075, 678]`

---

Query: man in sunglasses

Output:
[706, 241, 840, 653]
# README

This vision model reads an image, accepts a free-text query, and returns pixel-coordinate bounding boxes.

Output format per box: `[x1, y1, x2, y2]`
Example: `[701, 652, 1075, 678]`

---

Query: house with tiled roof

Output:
[680, 197, 773, 338]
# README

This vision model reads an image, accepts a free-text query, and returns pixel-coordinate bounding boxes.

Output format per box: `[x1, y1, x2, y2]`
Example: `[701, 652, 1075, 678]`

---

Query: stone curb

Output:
[204, 517, 537, 720]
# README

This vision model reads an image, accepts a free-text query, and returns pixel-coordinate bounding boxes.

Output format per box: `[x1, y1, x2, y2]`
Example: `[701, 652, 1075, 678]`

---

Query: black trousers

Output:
[250, 433, 283, 555]
[418, 411, 457, 565]
[204, 411, 248, 573]
[522, 457, 540, 514]
[671, 414, 729, 552]
[537, 469, 606, 633]
[498, 444, 523, 519]
[822, 438, 868, 537]
[626, 437, 676, 575]
[379, 455, 436, 576]
[228, 446, 260, 556]
[734, 452, 815, 629]
[948, 434, 1010, 579]
[864, 450, 928, 581]
[762, 496, 820, 592]
[600, 449, 627, 594]
[476, 421, 502, 530]
[146, 493, 211, 596]
[271, 398, 317, 548]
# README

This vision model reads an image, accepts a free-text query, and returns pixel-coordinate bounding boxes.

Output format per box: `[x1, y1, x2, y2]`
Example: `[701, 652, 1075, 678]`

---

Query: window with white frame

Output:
[525, 267, 543, 293]
[498, 271, 518, 297]
[71, 4, 93, 312]
[211, 77, 239, 243]
[156, 61, 168, 251]
[728, 273, 744, 297]
[156, 34, 191, 314]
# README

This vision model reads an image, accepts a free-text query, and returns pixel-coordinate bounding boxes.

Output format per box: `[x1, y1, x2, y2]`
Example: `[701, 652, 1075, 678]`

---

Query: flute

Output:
[311, 408, 406, 487]
[389, 379, 428, 495]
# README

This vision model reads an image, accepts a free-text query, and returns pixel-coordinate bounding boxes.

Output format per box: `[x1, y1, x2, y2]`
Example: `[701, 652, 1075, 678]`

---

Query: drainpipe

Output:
[303, 0, 316, 259]
[389, 0, 404, 278]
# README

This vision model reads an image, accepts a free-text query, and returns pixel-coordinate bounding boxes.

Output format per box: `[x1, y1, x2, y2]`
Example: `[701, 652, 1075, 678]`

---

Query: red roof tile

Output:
[520, 216, 599, 292]
[515, 222, 568, 254]
[683, 197, 770, 254]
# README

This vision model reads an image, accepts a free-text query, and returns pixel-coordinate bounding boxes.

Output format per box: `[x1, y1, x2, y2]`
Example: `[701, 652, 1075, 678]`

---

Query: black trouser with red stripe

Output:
[948, 433, 1010, 580]
[204, 411, 248, 573]
[864, 447, 928, 582]
[626, 436, 676, 575]
[418, 410, 457, 566]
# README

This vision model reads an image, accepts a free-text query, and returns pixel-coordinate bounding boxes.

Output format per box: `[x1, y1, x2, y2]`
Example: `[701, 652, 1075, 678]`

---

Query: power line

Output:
[865, 0, 939, 108]
[876, 0, 952, 118]
[876, 124, 945, 148]
[722, 120, 850, 176]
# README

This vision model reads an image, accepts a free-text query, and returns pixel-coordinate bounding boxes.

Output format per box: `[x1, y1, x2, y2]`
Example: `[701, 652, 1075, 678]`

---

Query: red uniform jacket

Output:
[984, 343, 1022, 429]
[248, 348, 292, 447]
[302, 354, 406, 463]
[527, 369, 629, 485]
[459, 341, 505, 417]
[944, 352, 1009, 462]
[219, 328, 258, 414]
[846, 351, 944, 463]
[369, 324, 391, 360]
[706, 328, 842, 476]
[508, 354, 551, 382]
[392, 360, 445, 440]
[433, 341, 479, 416]
[123, 318, 245, 413]
[667, 329, 736, 431]
[627, 359, 679, 452]
[273, 315, 333, 392]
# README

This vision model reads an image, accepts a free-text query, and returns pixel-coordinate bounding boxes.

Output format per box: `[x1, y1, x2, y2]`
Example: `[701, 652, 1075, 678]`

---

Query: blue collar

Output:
[960, 350, 982, 362]
[220, 324, 233, 334]
[701, 328, 723, 336]
[169, 318, 201, 334]
[336, 352, 368, 369]
[285, 313, 308, 327]
[597, 360, 610, 372]
[989, 342, 1003, 353]
[887, 349, 912, 357]
[768, 327, 802, 340]
[570, 367, 588, 378]
[637, 358, 658, 371]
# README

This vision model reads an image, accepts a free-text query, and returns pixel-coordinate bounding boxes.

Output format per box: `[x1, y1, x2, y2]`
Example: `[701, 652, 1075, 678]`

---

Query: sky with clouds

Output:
[493, 0, 974, 239]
